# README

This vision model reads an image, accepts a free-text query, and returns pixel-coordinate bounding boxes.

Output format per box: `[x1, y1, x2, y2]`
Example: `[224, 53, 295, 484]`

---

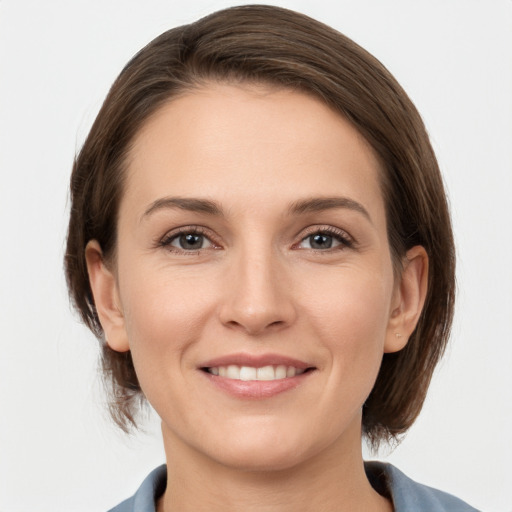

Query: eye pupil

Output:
[179, 233, 203, 249]
[310, 234, 332, 249]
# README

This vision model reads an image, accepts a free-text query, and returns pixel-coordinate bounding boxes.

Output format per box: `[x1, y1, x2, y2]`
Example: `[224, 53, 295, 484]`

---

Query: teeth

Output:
[257, 365, 275, 380]
[239, 366, 257, 381]
[275, 365, 287, 379]
[226, 365, 240, 379]
[207, 365, 306, 381]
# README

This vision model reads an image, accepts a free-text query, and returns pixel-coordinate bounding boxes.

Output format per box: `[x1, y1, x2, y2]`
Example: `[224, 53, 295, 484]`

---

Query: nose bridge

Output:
[220, 237, 295, 334]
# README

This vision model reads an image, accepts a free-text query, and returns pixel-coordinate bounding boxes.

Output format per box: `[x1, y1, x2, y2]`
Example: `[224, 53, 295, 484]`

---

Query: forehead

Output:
[121, 83, 385, 222]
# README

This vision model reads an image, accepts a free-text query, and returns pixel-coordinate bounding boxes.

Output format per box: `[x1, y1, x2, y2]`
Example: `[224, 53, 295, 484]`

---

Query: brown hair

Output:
[65, 4, 455, 445]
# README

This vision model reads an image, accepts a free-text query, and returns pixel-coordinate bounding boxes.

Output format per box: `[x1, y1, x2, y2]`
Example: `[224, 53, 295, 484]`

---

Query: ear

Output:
[85, 240, 130, 353]
[385, 245, 429, 353]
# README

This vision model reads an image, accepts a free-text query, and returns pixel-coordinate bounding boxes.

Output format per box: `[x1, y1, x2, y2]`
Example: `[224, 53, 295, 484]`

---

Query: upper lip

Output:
[199, 353, 313, 370]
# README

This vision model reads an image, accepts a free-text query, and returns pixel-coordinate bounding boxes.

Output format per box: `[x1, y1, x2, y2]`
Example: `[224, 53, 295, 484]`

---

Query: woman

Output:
[65, 5, 478, 511]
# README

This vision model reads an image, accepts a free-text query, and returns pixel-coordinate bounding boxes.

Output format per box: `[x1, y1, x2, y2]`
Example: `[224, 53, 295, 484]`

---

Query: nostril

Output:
[222, 316, 288, 335]
[219, 294, 297, 335]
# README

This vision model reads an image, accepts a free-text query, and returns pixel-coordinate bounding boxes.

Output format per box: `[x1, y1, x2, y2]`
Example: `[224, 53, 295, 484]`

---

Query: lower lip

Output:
[201, 370, 314, 399]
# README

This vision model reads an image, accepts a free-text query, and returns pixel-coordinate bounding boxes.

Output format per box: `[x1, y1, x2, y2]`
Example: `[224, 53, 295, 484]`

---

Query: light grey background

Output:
[1, 1, 511, 511]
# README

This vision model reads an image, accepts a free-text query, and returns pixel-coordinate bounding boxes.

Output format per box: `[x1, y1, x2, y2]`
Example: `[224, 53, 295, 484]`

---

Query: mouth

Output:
[199, 354, 316, 399]
[202, 364, 311, 381]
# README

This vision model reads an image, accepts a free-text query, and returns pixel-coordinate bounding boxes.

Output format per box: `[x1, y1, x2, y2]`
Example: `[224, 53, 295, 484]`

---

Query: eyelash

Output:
[158, 226, 219, 254]
[294, 226, 355, 252]
[157, 225, 355, 254]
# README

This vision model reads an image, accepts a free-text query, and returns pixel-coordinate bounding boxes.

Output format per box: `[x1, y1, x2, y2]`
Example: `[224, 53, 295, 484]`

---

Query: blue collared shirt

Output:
[108, 462, 480, 511]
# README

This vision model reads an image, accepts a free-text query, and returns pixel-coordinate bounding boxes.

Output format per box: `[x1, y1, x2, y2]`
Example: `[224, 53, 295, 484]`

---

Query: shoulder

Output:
[107, 462, 479, 512]
[365, 461, 480, 512]
[107, 465, 167, 512]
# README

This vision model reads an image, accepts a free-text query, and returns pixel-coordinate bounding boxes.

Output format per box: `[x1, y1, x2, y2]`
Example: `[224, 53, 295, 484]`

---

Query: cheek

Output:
[298, 264, 394, 378]
[116, 267, 220, 425]
[118, 263, 216, 374]
[301, 264, 393, 337]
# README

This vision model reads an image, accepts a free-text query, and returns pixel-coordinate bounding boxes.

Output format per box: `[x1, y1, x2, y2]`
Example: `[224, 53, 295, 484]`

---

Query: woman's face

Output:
[93, 84, 415, 470]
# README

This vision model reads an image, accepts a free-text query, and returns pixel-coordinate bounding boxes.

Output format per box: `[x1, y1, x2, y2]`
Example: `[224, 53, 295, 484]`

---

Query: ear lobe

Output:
[85, 240, 130, 353]
[385, 245, 429, 353]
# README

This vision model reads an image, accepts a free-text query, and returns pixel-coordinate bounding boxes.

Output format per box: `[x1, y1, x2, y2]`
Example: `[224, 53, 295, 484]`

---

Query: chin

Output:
[216, 444, 309, 473]
[202, 424, 320, 473]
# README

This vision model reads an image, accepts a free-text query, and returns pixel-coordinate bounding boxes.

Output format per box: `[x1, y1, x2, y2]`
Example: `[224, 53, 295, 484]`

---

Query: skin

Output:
[86, 84, 428, 511]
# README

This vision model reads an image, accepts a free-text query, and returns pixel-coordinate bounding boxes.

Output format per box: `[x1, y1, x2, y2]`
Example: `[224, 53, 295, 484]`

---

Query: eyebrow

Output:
[288, 197, 372, 223]
[141, 195, 371, 223]
[141, 197, 223, 221]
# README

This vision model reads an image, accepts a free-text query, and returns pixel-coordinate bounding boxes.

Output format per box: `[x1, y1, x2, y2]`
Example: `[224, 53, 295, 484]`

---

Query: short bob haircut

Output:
[65, 4, 455, 446]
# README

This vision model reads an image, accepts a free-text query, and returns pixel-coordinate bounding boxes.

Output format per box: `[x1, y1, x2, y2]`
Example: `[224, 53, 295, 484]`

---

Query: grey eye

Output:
[308, 234, 333, 249]
[171, 233, 212, 250]
[299, 232, 344, 250]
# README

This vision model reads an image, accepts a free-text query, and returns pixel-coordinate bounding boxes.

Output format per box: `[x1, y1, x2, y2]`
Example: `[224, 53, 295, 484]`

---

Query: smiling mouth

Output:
[202, 365, 313, 381]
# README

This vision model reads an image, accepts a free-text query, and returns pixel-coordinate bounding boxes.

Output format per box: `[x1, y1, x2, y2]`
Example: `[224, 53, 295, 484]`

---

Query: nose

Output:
[219, 247, 297, 336]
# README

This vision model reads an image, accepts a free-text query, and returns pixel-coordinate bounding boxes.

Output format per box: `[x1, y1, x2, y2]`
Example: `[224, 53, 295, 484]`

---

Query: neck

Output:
[157, 421, 392, 512]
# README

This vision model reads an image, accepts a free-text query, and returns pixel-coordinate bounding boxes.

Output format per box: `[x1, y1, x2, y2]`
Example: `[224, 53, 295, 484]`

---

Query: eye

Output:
[297, 228, 353, 250]
[159, 227, 217, 253]
[171, 233, 212, 250]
